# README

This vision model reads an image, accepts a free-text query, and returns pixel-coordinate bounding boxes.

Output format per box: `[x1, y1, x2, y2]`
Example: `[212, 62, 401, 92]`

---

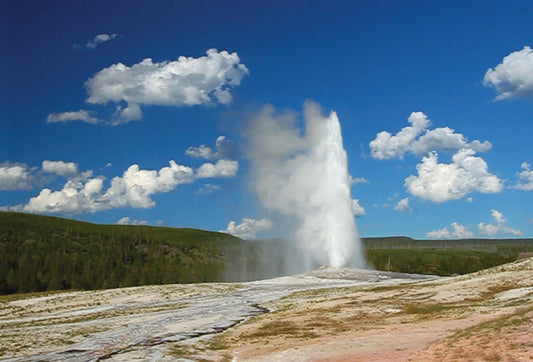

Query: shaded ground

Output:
[1, 259, 532, 361]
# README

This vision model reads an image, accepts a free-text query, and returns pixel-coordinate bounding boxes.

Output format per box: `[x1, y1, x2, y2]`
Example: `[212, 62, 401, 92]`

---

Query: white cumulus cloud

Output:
[426, 227, 451, 239]
[117, 216, 148, 225]
[478, 209, 522, 237]
[86, 33, 118, 49]
[405, 149, 502, 203]
[186, 144, 215, 160]
[370, 112, 429, 160]
[512, 162, 533, 190]
[483, 46, 533, 100]
[369, 112, 491, 160]
[84, 49, 249, 123]
[46, 110, 101, 124]
[394, 197, 412, 213]
[42, 160, 79, 178]
[2, 154, 241, 215]
[221, 218, 273, 240]
[426, 222, 474, 239]
[350, 176, 369, 185]
[185, 135, 238, 161]
[0, 163, 34, 191]
[196, 159, 238, 179]
[351, 199, 366, 216]
[450, 222, 475, 238]
[23, 161, 195, 214]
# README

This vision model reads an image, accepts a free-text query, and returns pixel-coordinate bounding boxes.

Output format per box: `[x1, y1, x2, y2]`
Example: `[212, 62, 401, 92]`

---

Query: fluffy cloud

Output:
[196, 159, 238, 179]
[117, 217, 148, 225]
[405, 149, 502, 203]
[186, 136, 238, 160]
[351, 199, 366, 216]
[370, 112, 429, 160]
[186, 144, 214, 160]
[350, 176, 369, 185]
[369, 112, 491, 160]
[0, 163, 34, 190]
[4, 154, 240, 214]
[42, 160, 79, 178]
[103, 162, 196, 209]
[214, 136, 239, 160]
[85, 49, 249, 123]
[512, 162, 533, 190]
[23, 161, 195, 214]
[221, 218, 273, 240]
[426, 227, 451, 239]
[46, 110, 101, 124]
[86, 33, 118, 49]
[394, 197, 412, 213]
[478, 209, 522, 237]
[450, 222, 475, 238]
[483, 46, 533, 100]
[411, 127, 491, 155]
[24, 178, 106, 214]
[426, 222, 474, 239]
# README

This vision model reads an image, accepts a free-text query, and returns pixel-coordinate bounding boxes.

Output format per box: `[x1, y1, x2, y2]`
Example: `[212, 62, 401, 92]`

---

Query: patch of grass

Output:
[481, 283, 520, 299]
[0, 290, 67, 303]
[244, 320, 318, 340]
[206, 336, 229, 350]
[448, 305, 533, 344]
[168, 343, 195, 358]
[366, 283, 416, 293]
[306, 315, 348, 333]
[403, 303, 453, 315]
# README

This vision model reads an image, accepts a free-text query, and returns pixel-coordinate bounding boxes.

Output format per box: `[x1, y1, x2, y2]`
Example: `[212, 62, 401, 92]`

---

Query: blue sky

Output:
[1, 0, 532, 239]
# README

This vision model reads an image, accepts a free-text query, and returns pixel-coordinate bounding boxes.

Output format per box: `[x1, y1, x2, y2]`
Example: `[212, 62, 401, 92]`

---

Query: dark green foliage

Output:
[363, 237, 533, 276]
[365, 248, 530, 276]
[0, 212, 243, 295]
[2, 212, 532, 295]
[363, 237, 533, 252]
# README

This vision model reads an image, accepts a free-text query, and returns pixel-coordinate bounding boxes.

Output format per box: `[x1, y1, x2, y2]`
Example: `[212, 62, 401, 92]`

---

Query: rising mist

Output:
[244, 101, 366, 271]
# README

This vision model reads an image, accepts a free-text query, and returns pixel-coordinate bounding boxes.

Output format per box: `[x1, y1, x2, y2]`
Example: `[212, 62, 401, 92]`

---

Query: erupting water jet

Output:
[245, 101, 366, 270]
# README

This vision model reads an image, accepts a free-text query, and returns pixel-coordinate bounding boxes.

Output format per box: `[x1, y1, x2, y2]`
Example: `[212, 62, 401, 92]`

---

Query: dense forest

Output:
[363, 236, 533, 275]
[1, 212, 533, 296]
[0, 212, 245, 295]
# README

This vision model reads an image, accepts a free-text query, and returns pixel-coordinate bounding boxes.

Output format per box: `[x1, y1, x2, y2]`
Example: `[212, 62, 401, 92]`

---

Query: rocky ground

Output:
[1, 258, 532, 361]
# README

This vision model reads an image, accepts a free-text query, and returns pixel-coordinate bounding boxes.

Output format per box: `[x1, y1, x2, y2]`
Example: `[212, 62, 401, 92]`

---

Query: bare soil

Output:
[1, 258, 532, 361]
[187, 258, 533, 361]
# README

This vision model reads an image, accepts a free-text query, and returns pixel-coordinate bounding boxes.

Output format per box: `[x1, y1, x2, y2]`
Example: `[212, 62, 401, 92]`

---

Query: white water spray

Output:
[245, 101, 365, 269]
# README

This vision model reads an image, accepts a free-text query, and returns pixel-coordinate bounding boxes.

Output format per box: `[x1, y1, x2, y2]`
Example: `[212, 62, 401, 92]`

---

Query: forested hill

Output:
[0, 212, 245, 295]
[2, 212, 533, 296]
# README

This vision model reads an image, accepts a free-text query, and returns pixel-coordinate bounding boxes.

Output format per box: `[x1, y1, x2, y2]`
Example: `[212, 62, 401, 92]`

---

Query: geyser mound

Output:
[245, 101, 366, 270]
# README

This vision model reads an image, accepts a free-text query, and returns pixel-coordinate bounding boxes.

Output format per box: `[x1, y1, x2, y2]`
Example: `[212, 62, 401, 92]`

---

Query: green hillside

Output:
[2, 212, 533, 296]
[0, 212, 246, 295]
[363, 236, 533, 275]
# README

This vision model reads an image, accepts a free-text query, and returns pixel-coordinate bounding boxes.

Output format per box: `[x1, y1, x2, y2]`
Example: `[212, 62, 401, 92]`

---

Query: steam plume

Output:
[244, 101, 365, 269]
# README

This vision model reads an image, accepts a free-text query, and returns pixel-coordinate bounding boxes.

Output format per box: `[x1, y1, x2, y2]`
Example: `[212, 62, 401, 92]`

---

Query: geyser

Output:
[245, 101, 366, 269]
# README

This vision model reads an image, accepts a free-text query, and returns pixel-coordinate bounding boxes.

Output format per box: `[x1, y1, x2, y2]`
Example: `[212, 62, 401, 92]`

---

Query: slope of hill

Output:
[1, 212, 532, 296]
[0, 212, 244, 295]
